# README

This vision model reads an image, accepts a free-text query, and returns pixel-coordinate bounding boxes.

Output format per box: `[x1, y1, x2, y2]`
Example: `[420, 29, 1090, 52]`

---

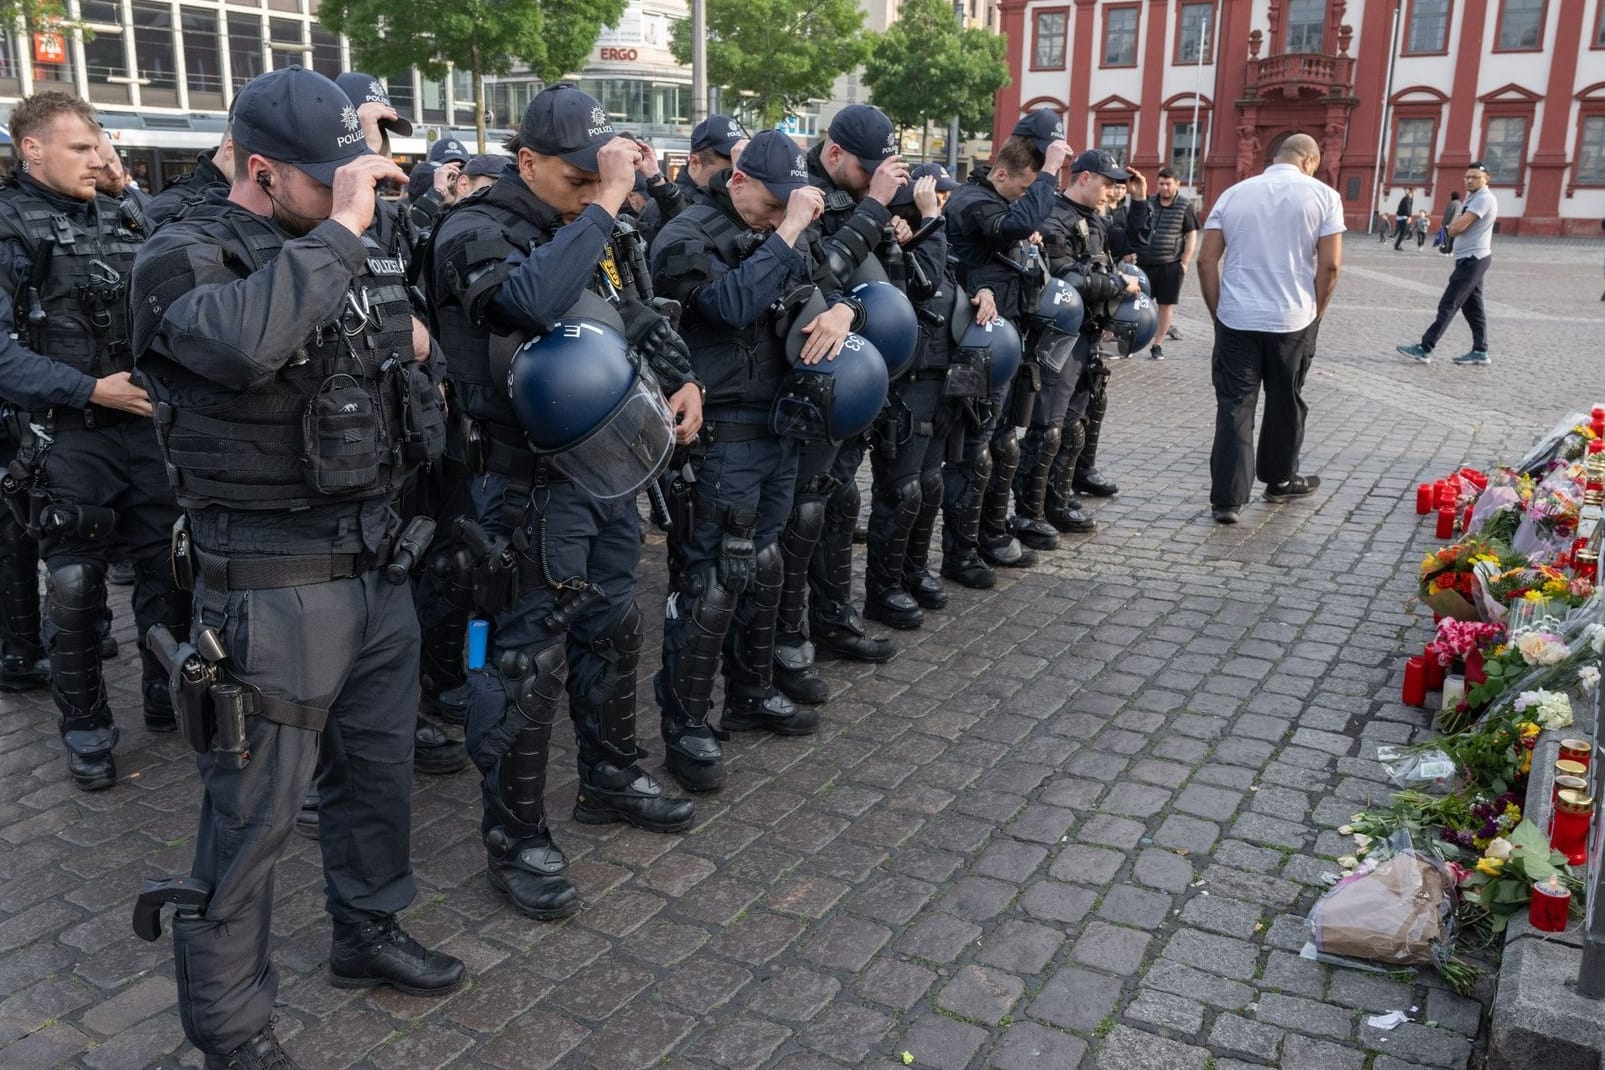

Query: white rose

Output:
[1579, 665, 1600, 691]
[1337, 825, 1354, 835]
[1485, 837, 1513, 861]
[1517, 632, 1548, 664]
[1336, 855, 1358, 869]
[1539, 642, 1570, 666]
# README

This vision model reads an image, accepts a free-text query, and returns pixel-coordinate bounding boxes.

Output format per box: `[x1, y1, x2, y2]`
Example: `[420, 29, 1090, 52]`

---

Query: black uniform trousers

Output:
[1421, 254, 1492, 354]
[463, 473, 643, 812]
[1209, 320, 1320, 509]
[174, 568, 418, 1057]
[38, 421, 185, 716]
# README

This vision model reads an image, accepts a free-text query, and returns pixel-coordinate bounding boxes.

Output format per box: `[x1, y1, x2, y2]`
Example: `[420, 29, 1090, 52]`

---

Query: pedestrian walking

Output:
[1393, 187, 1414, 250]
[1134, 166, 1198, 359]
[1196, 133, 1344, 525]
[1396, 162, 1498, 366]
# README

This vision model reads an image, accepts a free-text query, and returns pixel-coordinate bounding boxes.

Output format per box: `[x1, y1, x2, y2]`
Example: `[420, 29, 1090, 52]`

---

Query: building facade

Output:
[996, 0, 1605, 234]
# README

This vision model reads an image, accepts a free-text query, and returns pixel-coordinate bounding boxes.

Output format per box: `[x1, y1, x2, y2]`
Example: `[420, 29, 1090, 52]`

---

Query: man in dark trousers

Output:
[129, 66, 465, 1069]
[1393, 187, 1414, 250]
[1396, 163, 1498, 366]
[1197, 133, 1343, 525]
[0, 89, 188, 790]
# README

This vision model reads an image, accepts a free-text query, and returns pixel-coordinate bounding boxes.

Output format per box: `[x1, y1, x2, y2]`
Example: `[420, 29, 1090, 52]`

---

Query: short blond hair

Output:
[10, 89, 97, 145]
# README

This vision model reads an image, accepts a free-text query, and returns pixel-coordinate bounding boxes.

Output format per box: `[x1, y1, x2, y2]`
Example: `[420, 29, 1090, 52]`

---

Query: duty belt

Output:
[45, 405, 141, 431]
[195, 547, 369, 593]
[702, 408, 772, 444]
[903, 369, 949, 383]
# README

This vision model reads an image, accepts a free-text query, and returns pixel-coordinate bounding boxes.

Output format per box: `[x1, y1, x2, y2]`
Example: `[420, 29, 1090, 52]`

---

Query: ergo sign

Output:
[599, 47, 639, 61]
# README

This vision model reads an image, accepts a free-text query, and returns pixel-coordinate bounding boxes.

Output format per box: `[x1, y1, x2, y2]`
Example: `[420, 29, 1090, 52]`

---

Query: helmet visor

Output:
[550, 373, 674, 499]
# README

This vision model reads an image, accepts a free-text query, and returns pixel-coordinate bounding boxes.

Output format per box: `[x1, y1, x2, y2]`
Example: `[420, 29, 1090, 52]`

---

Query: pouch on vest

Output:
[943, 349, 989, 399]
[400, 362, 447, 464]
[302, 374, 381, 495]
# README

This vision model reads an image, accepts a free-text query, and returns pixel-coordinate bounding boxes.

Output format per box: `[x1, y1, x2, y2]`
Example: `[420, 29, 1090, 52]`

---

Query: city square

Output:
[1, 229, 1595, 1069]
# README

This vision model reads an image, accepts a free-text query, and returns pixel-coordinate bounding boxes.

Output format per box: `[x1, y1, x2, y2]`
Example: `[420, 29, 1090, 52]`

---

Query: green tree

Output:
[670, 0, 873, 128]
[863, 0, 1009, 159]
[318, 0, 627, 152]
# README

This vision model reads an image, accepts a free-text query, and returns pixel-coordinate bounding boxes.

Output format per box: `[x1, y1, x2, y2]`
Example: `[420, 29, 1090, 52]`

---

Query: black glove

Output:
[717, 531, 755, 593]
[620, 298, 695, 391]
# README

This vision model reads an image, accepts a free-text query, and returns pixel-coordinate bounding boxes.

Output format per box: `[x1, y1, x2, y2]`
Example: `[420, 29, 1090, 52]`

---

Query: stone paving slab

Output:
[3, 234, 1601, 1068]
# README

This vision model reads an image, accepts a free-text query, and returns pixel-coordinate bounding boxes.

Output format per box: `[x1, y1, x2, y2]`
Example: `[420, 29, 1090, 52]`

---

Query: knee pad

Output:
[603, 602, 644, 675]
[782, 498, 826, 560]
[918, 470, 943, 506]
[754, 541, 783, 592]
[1063, 419, 1087, 454]
[892, 476, 922, 513]
[46, 562, 106, 633]
[827, 479, 861, 522]
[989, 427, 1020, 470]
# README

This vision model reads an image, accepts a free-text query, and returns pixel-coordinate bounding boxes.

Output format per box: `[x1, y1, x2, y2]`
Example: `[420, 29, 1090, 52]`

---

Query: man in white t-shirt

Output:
[1196, 133, 1344, 525]
[1397, 161, 1498, 366]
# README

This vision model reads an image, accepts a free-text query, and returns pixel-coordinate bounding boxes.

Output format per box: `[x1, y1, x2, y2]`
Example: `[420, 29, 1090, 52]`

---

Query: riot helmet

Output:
[958, 316, 1023, 392]
[1107, 292, 1159, 356]
[1121, 263, 1152, 296]
[849, 281, 918, 381]
[1031, 277, 1086, 337]
[770, 333, 890, 445]
[507, 317, 674, 498]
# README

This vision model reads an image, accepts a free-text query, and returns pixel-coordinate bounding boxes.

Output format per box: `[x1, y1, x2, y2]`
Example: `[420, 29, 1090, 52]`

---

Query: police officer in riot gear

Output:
[0, 89, 188, 790]
[428, 83, 702, 920]
[144, 132, 232, 229]
[767, 104, 908, 706]
[863, 169, 981, 626]
[0, 418, 45, 691]
[128, 67, 464, 1070]
[1034, 150, 1149, 534]
[638, 113, 745, 238]
[650, 129, 854, 788]
[942, 110, 1069, 586]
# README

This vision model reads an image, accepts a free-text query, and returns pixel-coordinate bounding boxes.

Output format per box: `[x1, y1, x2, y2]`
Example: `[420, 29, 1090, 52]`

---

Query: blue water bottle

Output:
[466, 619, 489, 671]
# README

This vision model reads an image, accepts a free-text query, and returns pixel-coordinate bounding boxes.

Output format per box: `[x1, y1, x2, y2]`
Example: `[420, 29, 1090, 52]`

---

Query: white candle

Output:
[1441, 673, 1466, 711]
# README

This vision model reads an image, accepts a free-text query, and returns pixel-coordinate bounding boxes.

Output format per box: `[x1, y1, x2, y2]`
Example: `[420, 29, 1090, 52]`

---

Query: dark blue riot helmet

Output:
[507, 308, 674, 498]
[1121, 263, 1152, 297]
[1108, 291, 1159, 356]
[1031, 277, 1086, 337]
[958, 316, 1023, 392]
[848, 280, 918, 381]
[771, 332, 890, 445]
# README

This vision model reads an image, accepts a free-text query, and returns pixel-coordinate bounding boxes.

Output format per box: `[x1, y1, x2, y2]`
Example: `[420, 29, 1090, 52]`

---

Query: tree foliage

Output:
[319, 0, 626, 150]
[670, 0, 873, 127]
[863, 0, 1009, 145]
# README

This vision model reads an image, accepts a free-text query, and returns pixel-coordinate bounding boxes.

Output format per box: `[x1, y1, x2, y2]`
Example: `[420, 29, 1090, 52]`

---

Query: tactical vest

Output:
[152, 201, 436, 512]
[1048, 197, 1119, 331]
[0, 186, 142, 378]
[1138, 196, 1190, 265]
[670, 202, 793, 412]
[945, 181, 1032, 322]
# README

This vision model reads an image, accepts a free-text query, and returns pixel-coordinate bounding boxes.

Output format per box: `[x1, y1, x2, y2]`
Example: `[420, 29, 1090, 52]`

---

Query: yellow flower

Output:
[1475, 857, 1506, 877]
[1525, 591, 1546, 602]
[1519, 721, 1541, 739]
[1521, 751, 1533, 775]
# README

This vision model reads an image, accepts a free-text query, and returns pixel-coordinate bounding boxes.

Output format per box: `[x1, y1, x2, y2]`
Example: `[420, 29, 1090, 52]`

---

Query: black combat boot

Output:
[485, 827, 578, 920]
[413, 718, 469, 775]
[328, 915, 466, 995]
[204, 1024, 301, 1070]
[723, 689, 820, 736]
[574, 760, 695, 833]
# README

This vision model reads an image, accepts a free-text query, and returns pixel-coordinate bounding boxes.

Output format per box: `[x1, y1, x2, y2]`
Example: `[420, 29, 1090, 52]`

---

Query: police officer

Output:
[942, 110, 1069, 586]
[864, 168, 978, 627]
[427, 83, 702, 919]
[0, 418, 45, 691]
[460, 153, 507, 195]
[650, 128, 856, 788]
[1031, 151, 1148, 536]
[638, 113, 745, 237]
[768, 104, 908, 706]
[128, 67, 464, 1069]
[1019, 150, 1148, 539]
[407, 135, 470, 242]
[0, 89, 187, 790]
[94, 128, 150, 211]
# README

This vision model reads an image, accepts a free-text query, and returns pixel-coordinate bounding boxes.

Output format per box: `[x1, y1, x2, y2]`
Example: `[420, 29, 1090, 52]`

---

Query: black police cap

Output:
[336, 72, 414, 137]
[692, 114, 745, 157]
[827, 104, 897, 178]
[517, 83, 617, 174]
[738, 129, 810, 201]
[231, 66, 373, 187]
[1011, 108, 1066, 155]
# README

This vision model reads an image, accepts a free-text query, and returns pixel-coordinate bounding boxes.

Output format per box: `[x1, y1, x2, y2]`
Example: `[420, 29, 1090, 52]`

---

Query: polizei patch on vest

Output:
[368, 257, 404, 276]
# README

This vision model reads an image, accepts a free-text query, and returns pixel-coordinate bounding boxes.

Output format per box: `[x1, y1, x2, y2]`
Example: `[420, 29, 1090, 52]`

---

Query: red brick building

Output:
[993, 0, 1605, 234]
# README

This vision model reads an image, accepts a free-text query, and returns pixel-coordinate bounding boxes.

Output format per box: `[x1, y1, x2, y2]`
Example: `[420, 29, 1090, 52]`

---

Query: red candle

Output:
[1462, 504, 1474, 532]
[1553, 774, 1588, 808]
[1423, 651, 1446, 690]
[1434, 480, 1451, 508]
[1436, 506, 1456, 539]
[1416, 483, 1433, 514]
[1551, 789, 1593, 866]
[1402, 656, 1427, 707]
[1530, 875, 1572, 933]
[1560, 739, 1593, 767]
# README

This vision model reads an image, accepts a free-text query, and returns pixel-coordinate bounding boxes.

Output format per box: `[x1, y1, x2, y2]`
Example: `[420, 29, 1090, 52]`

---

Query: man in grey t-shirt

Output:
[1397, 162, 1498, 366]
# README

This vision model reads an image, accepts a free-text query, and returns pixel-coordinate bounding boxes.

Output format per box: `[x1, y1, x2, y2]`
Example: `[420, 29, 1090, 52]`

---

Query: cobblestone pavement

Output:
[2, 234, 1602, 1070]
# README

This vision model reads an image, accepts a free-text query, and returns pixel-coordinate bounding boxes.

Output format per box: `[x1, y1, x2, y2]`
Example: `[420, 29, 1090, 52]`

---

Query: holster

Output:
[1009, 363, 1042, 427]
[146, 624, 253, 768]
[456, 517, 524, 617]
[870, 398, 912, 461]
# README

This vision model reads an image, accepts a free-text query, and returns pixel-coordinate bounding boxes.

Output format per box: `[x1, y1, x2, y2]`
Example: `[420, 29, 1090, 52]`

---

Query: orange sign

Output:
[33, 28, 65, 64]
